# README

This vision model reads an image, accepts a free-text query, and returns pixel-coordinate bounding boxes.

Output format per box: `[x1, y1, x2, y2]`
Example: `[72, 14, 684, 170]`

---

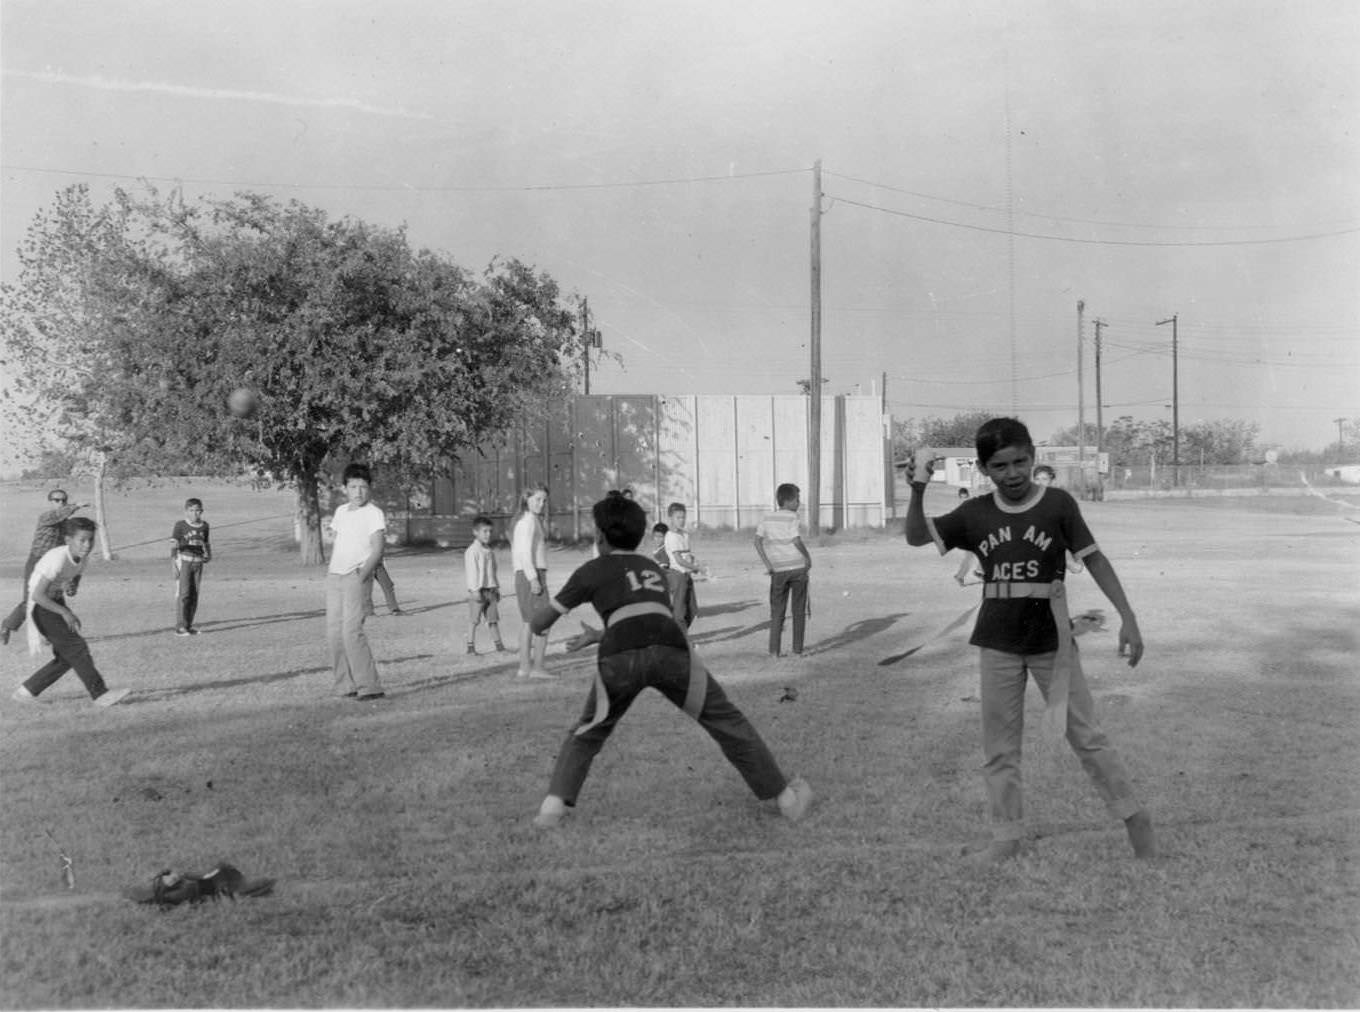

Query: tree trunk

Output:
[294, 469, 326, 566]
[93, 450, 116, 561]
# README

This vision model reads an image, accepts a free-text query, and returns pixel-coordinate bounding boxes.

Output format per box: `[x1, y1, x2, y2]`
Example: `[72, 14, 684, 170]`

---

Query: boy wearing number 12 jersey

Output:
[529, 491, 813, 829]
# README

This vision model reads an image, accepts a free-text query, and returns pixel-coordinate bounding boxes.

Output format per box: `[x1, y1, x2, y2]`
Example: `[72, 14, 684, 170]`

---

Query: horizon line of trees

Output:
[892, 412, 1359, 468]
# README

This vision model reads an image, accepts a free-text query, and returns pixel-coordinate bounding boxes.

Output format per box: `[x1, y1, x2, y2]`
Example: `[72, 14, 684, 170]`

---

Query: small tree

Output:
[3, 185, 590, 564]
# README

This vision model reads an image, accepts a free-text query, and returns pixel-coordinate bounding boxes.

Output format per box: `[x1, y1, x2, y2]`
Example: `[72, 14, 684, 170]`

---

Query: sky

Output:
[2, 0, 1357, 472]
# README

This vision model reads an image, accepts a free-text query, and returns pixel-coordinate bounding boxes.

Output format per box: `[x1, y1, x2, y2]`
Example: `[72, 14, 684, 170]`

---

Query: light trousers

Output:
[979, 647, 1142, 841]
[326, 571, 382, 696]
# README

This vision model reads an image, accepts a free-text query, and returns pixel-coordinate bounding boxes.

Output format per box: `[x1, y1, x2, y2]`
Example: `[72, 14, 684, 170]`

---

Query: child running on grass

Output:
[12, 517, 130, 708]
[904, 417, 1156, 862]
[529, 491, 813, 829]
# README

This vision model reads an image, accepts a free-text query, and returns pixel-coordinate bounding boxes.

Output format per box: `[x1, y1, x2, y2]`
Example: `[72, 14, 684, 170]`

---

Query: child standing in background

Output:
[662, 503, 700, 629]
[754, 483, 812, 657]
[511, 485, 554, 679]
[326, 463, 387, 701]
[464, 515, 506, 654]
[170, 497, 211, 636]
[650, 522, 670, 567]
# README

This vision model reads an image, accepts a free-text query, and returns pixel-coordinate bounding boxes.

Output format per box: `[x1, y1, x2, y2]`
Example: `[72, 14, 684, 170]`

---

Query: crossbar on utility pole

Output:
[1156, 314, 1179, 485]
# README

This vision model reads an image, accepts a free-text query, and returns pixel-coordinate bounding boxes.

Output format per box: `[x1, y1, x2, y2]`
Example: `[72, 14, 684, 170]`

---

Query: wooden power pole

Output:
[808, 159, 823, 535]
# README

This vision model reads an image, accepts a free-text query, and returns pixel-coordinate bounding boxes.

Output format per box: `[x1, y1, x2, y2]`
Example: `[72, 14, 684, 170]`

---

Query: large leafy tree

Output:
[2, 185, 590, 564]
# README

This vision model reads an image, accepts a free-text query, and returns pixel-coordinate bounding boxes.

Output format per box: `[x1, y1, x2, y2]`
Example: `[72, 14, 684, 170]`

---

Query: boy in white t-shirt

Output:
[662, 502, 700, 629]
[464, 515, 507, 654]
[12, 516, 130, 707]
[326, 463, 387, 701]
[754, 483, 812, 657]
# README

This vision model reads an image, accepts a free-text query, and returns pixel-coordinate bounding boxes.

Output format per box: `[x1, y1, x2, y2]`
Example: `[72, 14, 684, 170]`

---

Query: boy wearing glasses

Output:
[0, 490, 88, 646]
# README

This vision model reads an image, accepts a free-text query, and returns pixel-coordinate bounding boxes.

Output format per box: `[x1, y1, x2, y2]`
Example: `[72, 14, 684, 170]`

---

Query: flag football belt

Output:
[605, 602, 673, 626]
[576, 602, 706, 738]
[982, 580, 1075, 742]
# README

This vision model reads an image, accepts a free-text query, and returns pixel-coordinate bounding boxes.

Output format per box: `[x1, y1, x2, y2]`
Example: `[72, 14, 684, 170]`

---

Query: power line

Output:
[0, 162, 808, 193]
[824, 169, 1360, 234]
[830, 195, 1360, 247]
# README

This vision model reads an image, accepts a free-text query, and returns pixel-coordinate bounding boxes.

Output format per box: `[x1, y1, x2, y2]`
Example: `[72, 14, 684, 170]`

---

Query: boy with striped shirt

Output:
[754, 483, 812, 657]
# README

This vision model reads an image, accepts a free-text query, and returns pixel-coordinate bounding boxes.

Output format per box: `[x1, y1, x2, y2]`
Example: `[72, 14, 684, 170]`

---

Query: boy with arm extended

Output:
[904, 418, 1156, 862]
[1, 490, 88, 646]
[529, 492, 813, 829]
[170, 497, 211, 636]
[12, 517, 129, 707]
[326, 463, 387, 701]
[754, 483, 812, 657]
[464, 516, 507, 654]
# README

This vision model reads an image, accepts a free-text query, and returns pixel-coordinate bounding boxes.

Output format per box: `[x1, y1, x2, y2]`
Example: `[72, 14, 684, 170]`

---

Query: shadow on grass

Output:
[803, 612, 912, 656]
[697, 599, 761, 618]
[691, 622, 766, 646]
[131, 653, 439, 699]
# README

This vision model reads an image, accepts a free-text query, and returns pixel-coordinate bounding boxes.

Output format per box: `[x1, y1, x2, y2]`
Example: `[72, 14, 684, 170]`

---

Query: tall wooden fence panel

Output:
[413, 393, 889, 547]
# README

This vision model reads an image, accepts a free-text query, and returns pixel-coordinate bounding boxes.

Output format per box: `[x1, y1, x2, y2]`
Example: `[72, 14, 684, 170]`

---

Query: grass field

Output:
[1, 479, 1358, 1008]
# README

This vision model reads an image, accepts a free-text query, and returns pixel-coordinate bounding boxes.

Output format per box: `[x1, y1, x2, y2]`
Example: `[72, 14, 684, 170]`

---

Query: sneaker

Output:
[94, 688, 132, 708]
[175, 628, 190, 637]
[1125, 810, 1158, 859]
[390, 608, 406, 616]
[533, 796, 567, 829]
[494, 642, 509, 653]
[466, 643, 477, 655]
[778, 776, 814, 822]
[526, 668, 558, 680]
[11, 685, 40, 703]
[187, 628, 200, 636]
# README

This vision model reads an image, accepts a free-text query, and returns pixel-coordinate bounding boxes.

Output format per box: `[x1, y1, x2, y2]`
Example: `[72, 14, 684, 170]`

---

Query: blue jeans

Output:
[546, 644, 788, 806]
[326, 571, 382, 696]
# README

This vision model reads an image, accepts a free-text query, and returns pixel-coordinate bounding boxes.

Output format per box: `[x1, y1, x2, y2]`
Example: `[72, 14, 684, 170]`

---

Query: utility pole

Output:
[1076, 300, 1085, 488]
[580, 298, 596, 395]
[1156, 313, 1179, 485]
[1336, 417, 1347, 455]
[1093, 318, 1106, 452]
[808, 159, 823, 535]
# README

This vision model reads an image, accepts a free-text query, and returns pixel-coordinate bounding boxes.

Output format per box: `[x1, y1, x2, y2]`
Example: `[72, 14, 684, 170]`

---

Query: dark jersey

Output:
[553, 551, 690, 658]
[929, 486, 1097, 654]
[171, 519, 211, 560]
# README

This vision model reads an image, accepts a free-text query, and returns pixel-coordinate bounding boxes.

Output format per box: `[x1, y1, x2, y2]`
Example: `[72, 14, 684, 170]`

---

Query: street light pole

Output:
[1156, 314, 1179, 485]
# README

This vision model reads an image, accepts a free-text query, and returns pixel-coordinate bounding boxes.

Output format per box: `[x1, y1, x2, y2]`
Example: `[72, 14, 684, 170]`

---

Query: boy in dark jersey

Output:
[529, 492, 813, 829]
[905, 417, 1156, 862]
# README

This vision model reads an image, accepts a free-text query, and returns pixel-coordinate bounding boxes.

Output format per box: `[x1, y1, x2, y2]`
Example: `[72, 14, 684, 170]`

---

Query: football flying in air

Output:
[228, 387, 258, 418]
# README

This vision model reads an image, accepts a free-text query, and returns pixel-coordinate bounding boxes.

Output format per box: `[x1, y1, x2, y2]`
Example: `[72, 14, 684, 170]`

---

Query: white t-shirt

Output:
[26, 544, 89, 654]
[511, 512, 546, 574]
[328, 502, 387, 575]
[664, 529, 695, 572]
